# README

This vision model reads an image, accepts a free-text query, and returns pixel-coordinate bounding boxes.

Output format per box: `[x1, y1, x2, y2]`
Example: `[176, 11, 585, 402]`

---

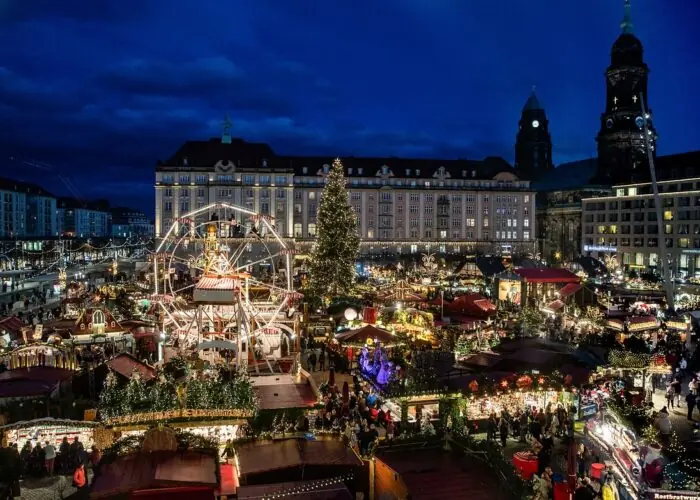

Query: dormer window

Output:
[92, 310, 105, 325]
[462, 170, 466, 177]
[183, 157, 189, 167]
[91, 310, 106, 334]
[382, 165, 389, 175]
[302, 167, 308, 174]
[471, 170, 476, 178]
[358, 168, 363, 175]
[348, 167, 353, 175]
[262, 159, 268, 167]
[415, 169, 420, 176]
[405, 169, 410, 176]
[323, 164, 330, 174]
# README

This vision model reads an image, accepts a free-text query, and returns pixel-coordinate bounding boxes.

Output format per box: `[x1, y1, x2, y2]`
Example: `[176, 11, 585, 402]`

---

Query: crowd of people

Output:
[0, 437, 98, 498]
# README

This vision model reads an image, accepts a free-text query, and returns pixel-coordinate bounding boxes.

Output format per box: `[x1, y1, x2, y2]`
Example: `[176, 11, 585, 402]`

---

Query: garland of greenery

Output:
[98, 367, 257, 420]
[608, 350, 651, 370]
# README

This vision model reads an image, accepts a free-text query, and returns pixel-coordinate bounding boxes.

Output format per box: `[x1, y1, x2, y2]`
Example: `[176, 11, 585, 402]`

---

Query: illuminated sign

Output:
[498, 280, 522, 305]
[583, 245, 617, 252]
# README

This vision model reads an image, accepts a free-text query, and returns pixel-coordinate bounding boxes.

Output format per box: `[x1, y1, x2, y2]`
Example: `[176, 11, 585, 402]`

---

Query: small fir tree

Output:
[308, 158, 360, 298]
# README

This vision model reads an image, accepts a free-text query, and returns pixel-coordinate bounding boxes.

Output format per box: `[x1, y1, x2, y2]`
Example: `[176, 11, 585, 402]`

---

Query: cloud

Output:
[102, 57, 245, 94]
[2, 0, 149, 23]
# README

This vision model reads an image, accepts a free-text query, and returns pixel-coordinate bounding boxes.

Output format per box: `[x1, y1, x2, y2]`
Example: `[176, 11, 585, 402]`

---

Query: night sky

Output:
[0, 0, 699, 215]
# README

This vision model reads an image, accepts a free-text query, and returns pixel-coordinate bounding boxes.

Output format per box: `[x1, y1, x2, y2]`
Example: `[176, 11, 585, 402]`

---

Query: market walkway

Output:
[650, 384, 699, 443]
[17, 470, 93, 500]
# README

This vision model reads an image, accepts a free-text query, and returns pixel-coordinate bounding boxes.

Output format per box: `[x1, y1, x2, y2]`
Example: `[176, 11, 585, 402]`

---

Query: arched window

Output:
[92, 310, 105, 326]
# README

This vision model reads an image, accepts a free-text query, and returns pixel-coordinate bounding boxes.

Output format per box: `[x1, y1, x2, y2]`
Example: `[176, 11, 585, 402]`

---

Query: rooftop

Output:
[157, 137, 517, 181]
[0, 177, 55, 198]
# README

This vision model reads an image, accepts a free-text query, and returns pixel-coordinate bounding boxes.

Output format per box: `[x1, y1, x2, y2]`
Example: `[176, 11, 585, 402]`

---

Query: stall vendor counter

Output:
[584, 411, 700, 500]
[512, 451, 538, 480]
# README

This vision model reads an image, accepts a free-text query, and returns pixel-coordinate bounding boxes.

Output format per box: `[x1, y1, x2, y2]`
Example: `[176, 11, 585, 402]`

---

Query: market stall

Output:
[585, 411, 700, 500]
[0, 343, 77, 370]
[0, 418, 100, 449]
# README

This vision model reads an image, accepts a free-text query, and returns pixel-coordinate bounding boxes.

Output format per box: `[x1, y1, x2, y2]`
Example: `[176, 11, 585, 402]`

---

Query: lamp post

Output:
[639, 92, 674, 313]
[440, 289, 444, 320]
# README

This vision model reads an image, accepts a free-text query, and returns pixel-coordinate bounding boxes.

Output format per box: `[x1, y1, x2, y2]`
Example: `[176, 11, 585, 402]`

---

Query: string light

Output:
[262, 473, 354, 499]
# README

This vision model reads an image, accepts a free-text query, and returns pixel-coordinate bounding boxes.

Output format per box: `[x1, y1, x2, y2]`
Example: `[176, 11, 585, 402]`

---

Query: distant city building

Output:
[155, 137, 537, 256]
[0, 177, 57, 238]
[514, 89, 553, 180]
[111, 207, 154, 238]
[581, 177, 700, 276]
[58, 198, 111, 238]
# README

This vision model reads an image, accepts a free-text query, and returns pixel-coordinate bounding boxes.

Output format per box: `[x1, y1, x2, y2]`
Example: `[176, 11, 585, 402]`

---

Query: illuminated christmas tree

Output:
[308, 158, 360, 298]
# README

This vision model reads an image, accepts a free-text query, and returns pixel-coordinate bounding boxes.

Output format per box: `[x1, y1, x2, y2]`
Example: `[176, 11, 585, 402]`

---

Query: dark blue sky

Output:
[0, 0, 698, 214]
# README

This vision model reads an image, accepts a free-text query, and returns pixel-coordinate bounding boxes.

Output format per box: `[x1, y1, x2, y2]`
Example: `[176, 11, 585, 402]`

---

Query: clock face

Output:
[532, 120, 540, 128]
[635, 116, 644, 128]
[606, 119, 614, 129]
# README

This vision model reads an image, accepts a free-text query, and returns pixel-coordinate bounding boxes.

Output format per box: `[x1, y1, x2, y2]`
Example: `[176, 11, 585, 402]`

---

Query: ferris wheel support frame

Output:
[152, 201, 296, 371]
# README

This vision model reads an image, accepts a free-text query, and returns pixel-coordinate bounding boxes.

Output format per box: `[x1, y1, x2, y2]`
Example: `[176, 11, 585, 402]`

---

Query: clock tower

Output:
[515, 87, 553, 179]
[595, 0, 657, 183]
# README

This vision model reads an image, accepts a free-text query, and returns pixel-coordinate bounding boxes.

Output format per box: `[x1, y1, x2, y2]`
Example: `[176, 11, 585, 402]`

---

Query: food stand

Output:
[0, 418, 100, 449]
[585, 411, 700, 499]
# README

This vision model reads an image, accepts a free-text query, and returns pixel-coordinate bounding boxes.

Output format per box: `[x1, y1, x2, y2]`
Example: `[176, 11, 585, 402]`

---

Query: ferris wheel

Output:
[151, 202, 301, 371]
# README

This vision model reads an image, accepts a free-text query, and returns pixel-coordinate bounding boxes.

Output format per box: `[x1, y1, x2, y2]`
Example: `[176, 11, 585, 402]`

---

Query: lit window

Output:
[663, 211, 673, 221]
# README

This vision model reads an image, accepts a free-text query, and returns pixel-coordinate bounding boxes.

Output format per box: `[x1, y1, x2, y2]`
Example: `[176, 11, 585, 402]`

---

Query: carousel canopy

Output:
[335, 325, 394, 344]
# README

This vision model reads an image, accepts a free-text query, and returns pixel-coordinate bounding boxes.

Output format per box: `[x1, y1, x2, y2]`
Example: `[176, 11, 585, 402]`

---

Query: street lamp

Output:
[440, 289, 444, 320]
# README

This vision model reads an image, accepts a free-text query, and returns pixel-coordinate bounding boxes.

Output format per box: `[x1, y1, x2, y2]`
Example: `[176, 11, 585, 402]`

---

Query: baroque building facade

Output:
[155, 133, 537, 257]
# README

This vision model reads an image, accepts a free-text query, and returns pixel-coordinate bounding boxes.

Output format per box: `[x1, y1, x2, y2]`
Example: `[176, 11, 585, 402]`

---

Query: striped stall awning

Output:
[196, 276, 239, 290]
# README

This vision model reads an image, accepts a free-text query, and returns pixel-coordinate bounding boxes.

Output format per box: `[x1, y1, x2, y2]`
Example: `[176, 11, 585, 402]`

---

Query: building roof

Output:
[335, 325, 394, 344]
[237, 480, 352, 500]
[0, 177, 55, 198]
[73, 307, 124, 335]
[251, 374, 317, 411]
[235, 439, 362, 477]
[377, 448, 509, 500]
[523, 89, 542, 111]
[514, 267, 580, 284]
[106, 353, 157, 382]
[90, 451, 218, 499]
[157, 138, 518, 181]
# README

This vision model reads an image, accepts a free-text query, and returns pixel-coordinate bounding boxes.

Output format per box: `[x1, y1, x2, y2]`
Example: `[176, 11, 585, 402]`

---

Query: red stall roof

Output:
[514, 268, 580, 284]
[559, 283, 583, 298]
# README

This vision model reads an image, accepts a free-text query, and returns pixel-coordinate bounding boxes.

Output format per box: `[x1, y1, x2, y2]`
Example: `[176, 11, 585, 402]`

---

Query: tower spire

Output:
[221, 114, 232, 144]
[620, 0, 633, 34]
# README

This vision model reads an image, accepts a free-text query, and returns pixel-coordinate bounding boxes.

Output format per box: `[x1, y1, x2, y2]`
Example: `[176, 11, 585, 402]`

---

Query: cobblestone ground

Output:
[650, 385, 699, 443]
[17, 471, 92, 500]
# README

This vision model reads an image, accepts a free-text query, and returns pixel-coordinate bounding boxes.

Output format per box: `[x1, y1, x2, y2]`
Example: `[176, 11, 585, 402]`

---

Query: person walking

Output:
[44, 441, 56, 476]
[686, 392, 696, 421]
[666, 385, 675, 409]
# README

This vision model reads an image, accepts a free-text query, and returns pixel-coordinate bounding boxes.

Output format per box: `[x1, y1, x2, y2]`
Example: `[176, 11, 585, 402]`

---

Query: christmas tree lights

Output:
[307, 158, 360, 298]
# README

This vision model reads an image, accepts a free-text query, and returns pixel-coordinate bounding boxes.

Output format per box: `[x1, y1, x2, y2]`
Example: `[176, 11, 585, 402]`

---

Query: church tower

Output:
[514, 88, 553, 179]
[595, 0, 657, 183]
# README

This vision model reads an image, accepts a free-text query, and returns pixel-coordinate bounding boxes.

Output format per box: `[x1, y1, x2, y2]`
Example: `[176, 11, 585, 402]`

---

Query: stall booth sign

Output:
[648, 492, 700, 500]
[579, 403, 599, 420]
[498, 280, 522, 306]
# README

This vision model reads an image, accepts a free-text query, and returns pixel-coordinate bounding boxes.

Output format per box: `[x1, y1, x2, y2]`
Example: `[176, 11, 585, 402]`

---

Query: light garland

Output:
[262, 473, 354, 499]
[608, 350, 652, 370]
